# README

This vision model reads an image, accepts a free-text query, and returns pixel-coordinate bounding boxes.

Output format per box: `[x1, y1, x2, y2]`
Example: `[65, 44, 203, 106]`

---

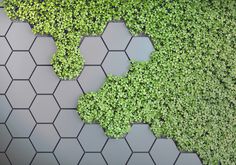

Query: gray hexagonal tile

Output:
[102, 139, 131, 165]
[6, 109, 35, 137]
[0, 37, 11, 65]
[30, 95, 60, 123]
[80, 37, 108, 65]
[0, 153, 11, 165]
[127, 153, 155, 165]
[126, 124, 155, 152]
[54, 139, 84, 165]
[78, 124, 107, 152]
[102, 22, 131, 50]
[150, 139, 179, 165]
[0, 66, 11, 94]
[175, 153, 202, 165]
[54, 80, 83, 108]
[6, 81, 36, 108]
[32, 153, 58, 165]
[0, 8, 12, 36]
[0, 95, 11, 123]
[54, 110, 84, 137]
[78, 66, 106, 93]
[0, 124, 11, 152]
[6, 51, 36, 79]
[30, 124, 59, 152]
[6, 22, 35, 50]
[6, 138, 36, 165]
[102, 51, 130, 76]
[30, 66, 60, 94]
[126, 37, 154, 62]
[30, 36, 57, 65]
[80, 153, 106, 165]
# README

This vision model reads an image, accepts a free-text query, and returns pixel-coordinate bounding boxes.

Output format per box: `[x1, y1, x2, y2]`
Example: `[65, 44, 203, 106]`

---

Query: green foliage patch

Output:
[3, 0, 236, 164]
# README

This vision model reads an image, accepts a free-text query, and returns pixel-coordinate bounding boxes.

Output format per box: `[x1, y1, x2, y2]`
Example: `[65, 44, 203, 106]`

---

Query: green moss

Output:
[3, 0, 236, 164]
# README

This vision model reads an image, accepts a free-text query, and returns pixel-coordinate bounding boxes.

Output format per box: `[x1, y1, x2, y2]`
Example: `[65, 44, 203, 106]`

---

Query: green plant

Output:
[3, 0, 236, 164]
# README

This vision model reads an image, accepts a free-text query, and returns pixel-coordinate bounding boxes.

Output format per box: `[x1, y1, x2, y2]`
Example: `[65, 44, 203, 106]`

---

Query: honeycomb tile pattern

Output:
[0, 7, 203, 164]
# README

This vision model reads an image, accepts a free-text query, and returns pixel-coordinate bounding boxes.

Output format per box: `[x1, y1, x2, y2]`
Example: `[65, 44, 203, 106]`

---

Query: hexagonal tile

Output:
[54, 110, 84, 137]
[0, 37, 11, 65]
[102, 51, 130, 76]
[78, 124, 107, 152]
[150, 139, 179, 165]
[30, 36, 57, 65]
[78, 66, 106, 93]
[126, 37, 154, 62]
[0, 153, 11, 165]
[30, 124, 59, 152]
[0, 95, 11, 123]
[0, 8, 12, 36]
[127, 153, 155, 165]
[80, 153, 106, 165]
[30, 95, 60, 123]
[0, 66, 11, 94]
[6, 109, 35, 137]
[32, 153, 58, 165]
[126, 124, 155, 152]
[102, 22, 131, 50]
[6, 22, 35, 50]
[6, 51, 36, 79]
[6, 81, 36, 108]
[80, 37, 108, 65]
[102, 139, 131, 165]
[175, 153, 202, 165]
[30, 66, 60, 94]
[0, 124, 11, 152]
[6, 139, 35, 165]
[54, 80, 83, 108]
[54, 139, 84, 165]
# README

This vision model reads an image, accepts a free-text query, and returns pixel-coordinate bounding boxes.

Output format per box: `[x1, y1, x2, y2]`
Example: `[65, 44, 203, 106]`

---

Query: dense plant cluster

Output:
[3, 0, 236, 164]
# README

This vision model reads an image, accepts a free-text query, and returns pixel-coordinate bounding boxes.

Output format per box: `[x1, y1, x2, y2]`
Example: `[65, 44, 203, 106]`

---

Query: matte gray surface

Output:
[54, 139, 84, 165]
[0, 124, 11, 152]
[78, 124, 108, 152]
[6, 109, 35, 137]
[80, 37, 108, 65]
[30, 95, 60, 123]
[0, 37, 11, 65]
[30, 124, 59, 152]
[6, 51, 36, 79]
[0, 95, 11, 123]
[0, 66, 11, 94]
[127, 153, 155, 165]
[30, 36, 57, 65]
[80, 153, 106, 165]
[175, 153, 202, 165]
[102, 51, 130, 76]
[0, 8, 12, 36]
[31, 153, 59, 165]
[0, 153, 11, 165]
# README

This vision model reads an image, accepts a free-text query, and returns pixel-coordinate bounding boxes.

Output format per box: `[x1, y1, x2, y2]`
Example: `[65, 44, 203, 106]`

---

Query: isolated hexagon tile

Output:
[150, 139, 180, 165]
[0, 124, 11, 152]
[127, 153, 155, 165]
[0, 95, 11, 123]
[0, 8, 12, 36]
[30, 66, 60, 94]
[54, 139, 84, 165]
[0, 153, 11, 165]
[80, 37, 108, 65]
[78, 66, 106, 93]
[54, 110, 84, 137]
[80, 153, 106, 165]
[78, 124, 108, 152]
[126, 124, 155, 152]
[30, 36, 57, 65]
[0, 66, 12, 94]
[0, 37, 11, 65]
[102, 22, 132, 50]
[6, 51, 36, 79]
[6, 138, 36, 165]
[126, 37, 154, 62]
[102, 139, 131, 165]
[6, 109, 36, 137]
[30, 124, 59, 152]
[175, 153, 202, 165]
[31, 153, 58, 165]
[6, 22, 35, 50]
[30, 95, 60, 123]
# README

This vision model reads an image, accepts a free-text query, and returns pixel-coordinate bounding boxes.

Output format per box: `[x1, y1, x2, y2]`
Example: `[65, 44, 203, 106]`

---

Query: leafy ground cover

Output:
[3, 0, 236, 164]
